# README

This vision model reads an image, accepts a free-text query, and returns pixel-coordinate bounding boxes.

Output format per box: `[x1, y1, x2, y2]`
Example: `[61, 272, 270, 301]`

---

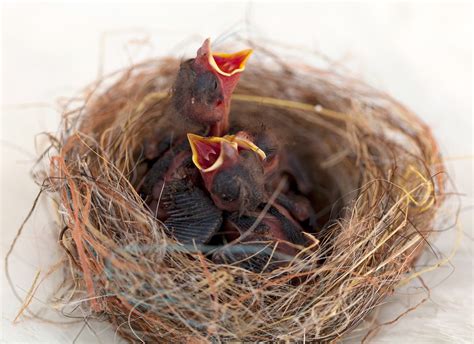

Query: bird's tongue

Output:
[193, 140, 221, 169]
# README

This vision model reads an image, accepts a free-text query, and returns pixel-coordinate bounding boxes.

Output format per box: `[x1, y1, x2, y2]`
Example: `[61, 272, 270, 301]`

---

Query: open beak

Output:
[188, 132, 266, 174]
[187, 133, 236, 172]
[211, 48, 253, 76]
[196, 38, 253, 77]
[195, 38, 252, 99]
[194, 39, 252, 136]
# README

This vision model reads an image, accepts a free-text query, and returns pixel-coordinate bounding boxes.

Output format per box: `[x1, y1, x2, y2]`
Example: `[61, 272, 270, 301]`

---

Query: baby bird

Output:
[187, 133, 308, 272]
[145, 39, 252, 161]
[172, 38, 252, 136]
[187, 132, 266, 213]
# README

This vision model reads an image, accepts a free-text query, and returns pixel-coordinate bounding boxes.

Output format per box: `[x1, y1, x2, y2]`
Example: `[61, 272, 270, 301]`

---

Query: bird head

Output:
[187, 132, 266, 212]
[172, 39, 252, 135]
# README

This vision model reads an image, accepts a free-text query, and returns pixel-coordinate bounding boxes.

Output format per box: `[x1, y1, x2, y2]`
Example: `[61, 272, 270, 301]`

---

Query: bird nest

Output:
[40, 46, 444, 342]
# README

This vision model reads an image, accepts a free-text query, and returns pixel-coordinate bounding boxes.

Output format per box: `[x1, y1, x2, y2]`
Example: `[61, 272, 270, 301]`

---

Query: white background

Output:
[1, 1, 472, 343]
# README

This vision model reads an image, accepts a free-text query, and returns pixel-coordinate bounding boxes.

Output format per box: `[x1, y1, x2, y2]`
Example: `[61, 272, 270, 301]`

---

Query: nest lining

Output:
[39, 51, 445, 342]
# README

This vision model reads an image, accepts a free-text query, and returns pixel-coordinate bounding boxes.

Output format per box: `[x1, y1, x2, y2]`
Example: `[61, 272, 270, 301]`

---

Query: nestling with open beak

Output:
[171, 38, 252, 136]
[144, 38, 252, 161]
[188, 132, 267, 213]
[188, 133, 309, 272]
[188, 131, 315, 224]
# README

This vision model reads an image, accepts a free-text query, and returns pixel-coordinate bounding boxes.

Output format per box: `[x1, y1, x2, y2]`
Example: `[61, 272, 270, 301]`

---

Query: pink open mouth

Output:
[211, 49, 253, 76]
[188, 134, 225, 172]
[188, 133, 266, 172]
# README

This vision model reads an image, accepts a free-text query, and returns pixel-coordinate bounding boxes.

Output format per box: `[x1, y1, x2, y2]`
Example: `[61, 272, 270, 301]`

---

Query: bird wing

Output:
[162, 179, 222, 245]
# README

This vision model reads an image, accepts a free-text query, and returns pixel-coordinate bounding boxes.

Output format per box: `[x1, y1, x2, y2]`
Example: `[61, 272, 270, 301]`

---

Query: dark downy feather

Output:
[162, 180, 223, 245]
